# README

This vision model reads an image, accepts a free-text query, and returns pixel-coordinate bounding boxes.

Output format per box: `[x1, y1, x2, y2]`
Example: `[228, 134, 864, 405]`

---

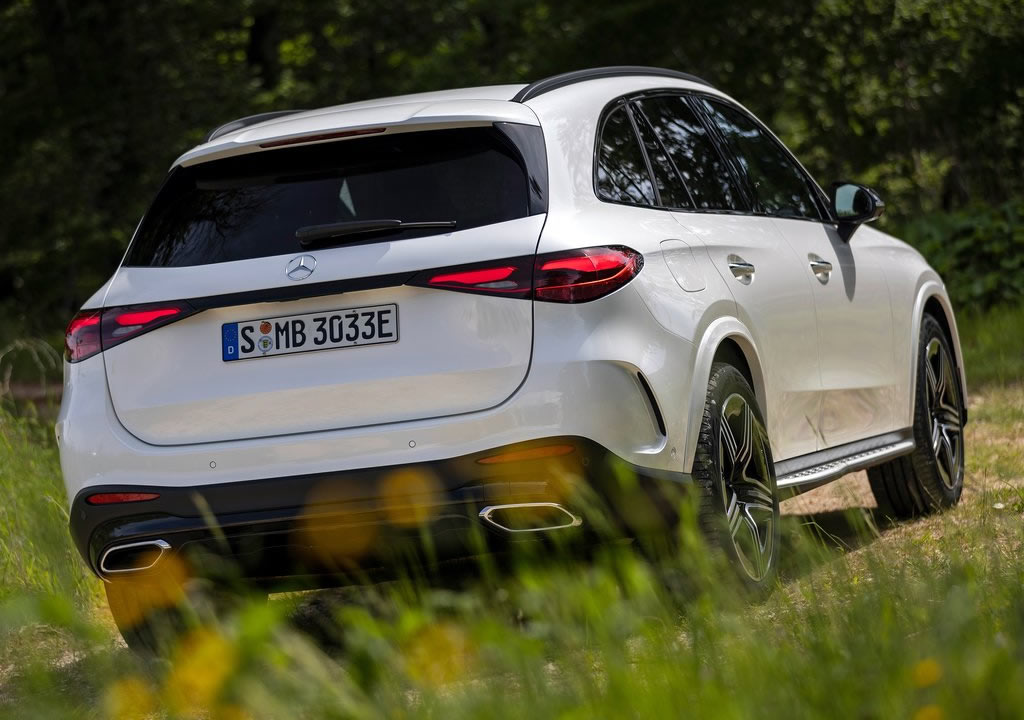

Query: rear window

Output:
[126, 126, 537, 267]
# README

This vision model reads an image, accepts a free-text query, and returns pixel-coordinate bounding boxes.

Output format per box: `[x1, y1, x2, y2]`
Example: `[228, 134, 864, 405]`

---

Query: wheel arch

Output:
[909, 284, 968, 426]
[682, 317, 767, 473]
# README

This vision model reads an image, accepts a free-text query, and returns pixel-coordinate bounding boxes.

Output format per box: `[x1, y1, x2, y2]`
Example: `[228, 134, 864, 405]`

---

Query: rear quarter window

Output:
[126, 126, 539, 267]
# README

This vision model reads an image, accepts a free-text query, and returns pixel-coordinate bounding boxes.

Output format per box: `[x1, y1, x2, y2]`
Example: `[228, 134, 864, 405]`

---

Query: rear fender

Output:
[682, 317, 767, 473]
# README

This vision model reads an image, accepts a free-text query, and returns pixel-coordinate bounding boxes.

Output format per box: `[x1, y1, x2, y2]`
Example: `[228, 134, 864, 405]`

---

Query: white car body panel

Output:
[56, 284, 680, 494]
[673, 212, 822, 460]
[58, 71, 967, 517]
[770, 217, 899, 448]
[102, 216, 545, 445]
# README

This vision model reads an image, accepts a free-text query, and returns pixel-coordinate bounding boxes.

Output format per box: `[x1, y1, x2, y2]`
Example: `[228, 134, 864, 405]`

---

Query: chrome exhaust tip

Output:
[478, 503, 583, 533]
[99, 539, 171, 576]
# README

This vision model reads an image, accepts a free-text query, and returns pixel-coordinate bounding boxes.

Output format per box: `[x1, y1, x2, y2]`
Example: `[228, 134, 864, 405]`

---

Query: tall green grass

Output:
[0, 309, 1021, 718]
[957, 304, 1024, 388]
[0, 409, 95, 604]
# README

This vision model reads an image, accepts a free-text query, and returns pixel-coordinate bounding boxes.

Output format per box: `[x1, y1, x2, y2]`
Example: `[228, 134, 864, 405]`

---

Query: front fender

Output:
[907, 282, 968, 427]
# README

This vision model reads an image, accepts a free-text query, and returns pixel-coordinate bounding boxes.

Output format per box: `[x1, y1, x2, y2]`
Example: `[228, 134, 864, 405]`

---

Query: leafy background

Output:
[1, 0, 1022, 343]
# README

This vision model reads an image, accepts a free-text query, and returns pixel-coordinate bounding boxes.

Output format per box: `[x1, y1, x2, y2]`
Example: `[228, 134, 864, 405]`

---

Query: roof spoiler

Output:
[205, 109, 307, 143]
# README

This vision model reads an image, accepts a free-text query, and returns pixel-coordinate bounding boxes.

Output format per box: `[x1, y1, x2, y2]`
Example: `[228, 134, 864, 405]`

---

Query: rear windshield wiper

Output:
[296, 219, 457, 248]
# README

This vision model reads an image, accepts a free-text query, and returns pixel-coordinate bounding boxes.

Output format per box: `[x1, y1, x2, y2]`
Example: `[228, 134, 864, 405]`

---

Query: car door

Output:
[697, 96, 898, 449]
[629, 94, 823, 461]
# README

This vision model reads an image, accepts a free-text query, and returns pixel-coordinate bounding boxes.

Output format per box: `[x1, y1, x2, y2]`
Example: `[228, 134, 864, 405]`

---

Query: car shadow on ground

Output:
[776, 505, 903, 582]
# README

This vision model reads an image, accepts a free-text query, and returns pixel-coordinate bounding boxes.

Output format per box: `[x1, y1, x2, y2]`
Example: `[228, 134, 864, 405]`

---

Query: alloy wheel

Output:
[924, 338, 963, 490]
[718, 393, 776, 582]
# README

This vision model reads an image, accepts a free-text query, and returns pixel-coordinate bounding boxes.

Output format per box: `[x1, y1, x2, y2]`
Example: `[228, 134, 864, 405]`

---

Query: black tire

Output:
[868, 314, 965, 519]
[692, 362, 780, 591]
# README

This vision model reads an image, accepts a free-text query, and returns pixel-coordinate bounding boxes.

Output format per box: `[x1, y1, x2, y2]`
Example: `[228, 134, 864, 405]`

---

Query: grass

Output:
[957, 304, 1024, 388]
[0, 307, 1021, 719]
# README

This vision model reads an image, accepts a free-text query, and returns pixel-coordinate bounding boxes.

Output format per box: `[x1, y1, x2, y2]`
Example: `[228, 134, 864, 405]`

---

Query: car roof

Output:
[177, 68, 717, 168]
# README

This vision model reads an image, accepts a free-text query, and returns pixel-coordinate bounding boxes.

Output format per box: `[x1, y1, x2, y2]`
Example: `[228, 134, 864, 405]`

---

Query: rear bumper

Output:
[56, 285, 697, 502]
[70, 437, 690, 584]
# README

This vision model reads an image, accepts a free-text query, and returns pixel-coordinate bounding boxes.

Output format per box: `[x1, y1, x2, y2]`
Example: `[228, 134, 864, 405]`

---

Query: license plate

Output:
[221, 304, 398, 362]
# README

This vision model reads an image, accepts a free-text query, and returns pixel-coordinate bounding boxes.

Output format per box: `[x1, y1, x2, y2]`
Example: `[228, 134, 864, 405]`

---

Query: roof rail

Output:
[512, 66, 712, 103]
[205, 109, 307, 143]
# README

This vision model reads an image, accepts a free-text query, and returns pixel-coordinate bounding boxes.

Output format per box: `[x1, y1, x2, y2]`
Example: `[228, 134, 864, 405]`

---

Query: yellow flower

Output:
[212, 704, 252, 720]
[404, 622, 472, 687]
[913, 704, 944, 720]
[163, 627, 238, 715]
[912, 658, 943, 688]
[104, 675, 155, 720]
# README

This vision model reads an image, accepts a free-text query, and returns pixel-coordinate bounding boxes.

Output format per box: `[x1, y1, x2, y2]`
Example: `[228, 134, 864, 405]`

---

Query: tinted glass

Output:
[126, 127, 532, 267]
[700, 98, 823, 220]
[636, 95, 744, 211]
[630, 105, 693, 209]
[595, 106, 656, 206]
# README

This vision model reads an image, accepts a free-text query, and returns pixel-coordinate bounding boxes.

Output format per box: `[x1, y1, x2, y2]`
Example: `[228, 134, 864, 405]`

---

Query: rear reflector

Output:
[477, 444, 576, 464]
[86, 492, 160, 505]
[65, 301, 194, 363]
[409, 246, 642, 303]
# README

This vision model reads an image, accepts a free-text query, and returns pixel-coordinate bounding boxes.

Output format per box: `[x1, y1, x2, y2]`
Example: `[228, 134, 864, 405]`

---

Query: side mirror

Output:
[830, 182, 884, 242]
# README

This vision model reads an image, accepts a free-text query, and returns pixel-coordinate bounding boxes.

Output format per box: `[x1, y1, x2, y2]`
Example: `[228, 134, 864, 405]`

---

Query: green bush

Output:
[896, 199, 1024, 311]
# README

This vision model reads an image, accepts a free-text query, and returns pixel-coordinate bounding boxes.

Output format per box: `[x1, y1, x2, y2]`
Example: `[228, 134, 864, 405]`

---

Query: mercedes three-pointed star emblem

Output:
[285, 254, 317, 281]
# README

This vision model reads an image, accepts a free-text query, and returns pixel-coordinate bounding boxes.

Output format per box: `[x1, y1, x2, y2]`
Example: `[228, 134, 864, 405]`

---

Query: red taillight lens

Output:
[534, 246, 643, 303]
[414, 258, 533, 298]
[85, 492, 160, 505]
[409, 246, 642, 303]
[64, 301, 193, 363]
[65, 310, 103, 363]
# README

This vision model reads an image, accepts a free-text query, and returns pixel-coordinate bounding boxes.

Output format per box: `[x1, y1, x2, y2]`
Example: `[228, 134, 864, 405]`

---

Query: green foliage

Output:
[1, 0, 1023, 336]
[897, 198, 1024, 311]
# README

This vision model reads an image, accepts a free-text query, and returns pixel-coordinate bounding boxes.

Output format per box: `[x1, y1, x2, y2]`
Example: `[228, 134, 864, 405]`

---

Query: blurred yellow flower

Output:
[106, 553, 189, 629]
[105, 675, 155, 720]
[379, 467, 442, 527]
[212, 703, 252, 720]
[913, 704, 944, 720]
[163, 627, 238, 715]
[404, 622, 472, 687]
[912, 658, 943, 688]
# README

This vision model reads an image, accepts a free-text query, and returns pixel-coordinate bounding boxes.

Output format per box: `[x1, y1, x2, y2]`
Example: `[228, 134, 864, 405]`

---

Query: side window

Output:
[700, 98, 824, 220]
[595, 105, 655, 206]
[634, 95, 746, 211]
[630, 105, 693, 209]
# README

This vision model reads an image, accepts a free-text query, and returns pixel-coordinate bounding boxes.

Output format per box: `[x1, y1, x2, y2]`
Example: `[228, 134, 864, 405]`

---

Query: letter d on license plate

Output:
[221, 303, 398, 362]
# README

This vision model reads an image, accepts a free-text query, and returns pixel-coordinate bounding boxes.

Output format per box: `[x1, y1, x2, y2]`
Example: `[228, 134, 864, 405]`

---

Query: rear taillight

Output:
[534, 246, 642, 303]
[421, 260, 533, 298]
[65, 310, 103, 363]
[410, 246, 642, 303]
[64, 301, 194, 363]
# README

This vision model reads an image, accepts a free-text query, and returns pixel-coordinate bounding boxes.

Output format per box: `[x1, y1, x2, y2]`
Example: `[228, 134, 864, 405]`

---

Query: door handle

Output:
[808, 255, 832, 283]
[727, 255, 755, 285]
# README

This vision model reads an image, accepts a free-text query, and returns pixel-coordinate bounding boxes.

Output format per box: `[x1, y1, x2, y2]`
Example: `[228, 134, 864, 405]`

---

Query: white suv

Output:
[57, 66, 966, 651]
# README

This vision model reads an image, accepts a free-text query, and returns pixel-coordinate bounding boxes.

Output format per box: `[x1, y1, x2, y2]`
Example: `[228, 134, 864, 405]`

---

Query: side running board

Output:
[775, 430, 916, 492]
